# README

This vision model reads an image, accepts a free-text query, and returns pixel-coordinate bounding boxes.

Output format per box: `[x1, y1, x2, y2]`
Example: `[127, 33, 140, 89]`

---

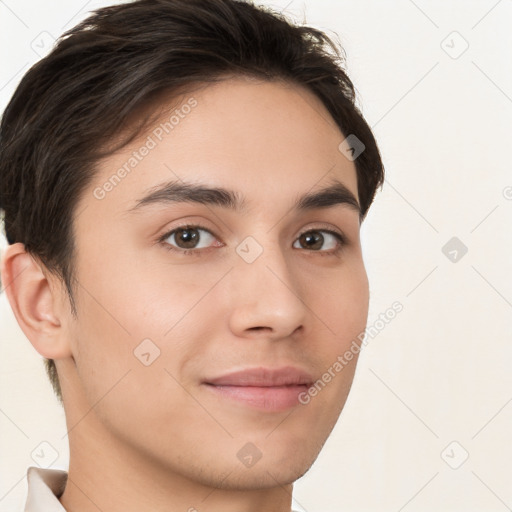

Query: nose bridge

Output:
[227, 231, 307, 338]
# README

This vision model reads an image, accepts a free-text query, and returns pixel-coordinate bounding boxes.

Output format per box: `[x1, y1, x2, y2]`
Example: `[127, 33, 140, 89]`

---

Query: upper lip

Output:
[204, 366, 314, 387]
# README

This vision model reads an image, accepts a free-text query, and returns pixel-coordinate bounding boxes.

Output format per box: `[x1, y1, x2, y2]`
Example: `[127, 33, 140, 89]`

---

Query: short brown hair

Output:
[0, 0, 385, 403]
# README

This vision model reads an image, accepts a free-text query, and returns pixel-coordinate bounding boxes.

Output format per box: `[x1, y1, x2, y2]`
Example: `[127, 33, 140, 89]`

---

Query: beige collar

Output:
[24, 467, 68, 512]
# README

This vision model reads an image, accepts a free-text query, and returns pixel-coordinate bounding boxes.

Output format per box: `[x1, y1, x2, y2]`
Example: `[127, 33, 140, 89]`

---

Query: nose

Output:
[227, 240, 307, 341]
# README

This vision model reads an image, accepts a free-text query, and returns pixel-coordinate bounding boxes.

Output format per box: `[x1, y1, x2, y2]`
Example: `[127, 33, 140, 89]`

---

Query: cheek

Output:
[300, 260, 369, 408]
[68, 286, 197, 444]
[69, 255, 222, 405]
[307, 259, 370, 344]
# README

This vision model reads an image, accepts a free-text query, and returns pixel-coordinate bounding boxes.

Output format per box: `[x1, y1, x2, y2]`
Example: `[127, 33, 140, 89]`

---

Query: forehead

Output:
[81, 76, 358, 217]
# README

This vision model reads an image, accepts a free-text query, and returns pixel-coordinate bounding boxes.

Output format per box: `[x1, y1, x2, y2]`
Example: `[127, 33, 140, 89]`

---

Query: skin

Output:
[1, 76, 369, 512]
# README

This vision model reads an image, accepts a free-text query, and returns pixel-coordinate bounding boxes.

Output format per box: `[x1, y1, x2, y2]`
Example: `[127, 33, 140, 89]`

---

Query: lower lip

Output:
[203, 384, 310, 412]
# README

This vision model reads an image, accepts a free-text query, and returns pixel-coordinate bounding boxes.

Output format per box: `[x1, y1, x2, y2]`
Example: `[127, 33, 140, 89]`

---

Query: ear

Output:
[0, 243, 72, 359]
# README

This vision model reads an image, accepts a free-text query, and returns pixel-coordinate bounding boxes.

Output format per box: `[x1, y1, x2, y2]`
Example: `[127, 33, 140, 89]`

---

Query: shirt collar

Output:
[24, 467, 68, 512]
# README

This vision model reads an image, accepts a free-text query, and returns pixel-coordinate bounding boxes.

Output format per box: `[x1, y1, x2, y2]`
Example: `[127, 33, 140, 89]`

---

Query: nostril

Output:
[245, 325, 274, 332]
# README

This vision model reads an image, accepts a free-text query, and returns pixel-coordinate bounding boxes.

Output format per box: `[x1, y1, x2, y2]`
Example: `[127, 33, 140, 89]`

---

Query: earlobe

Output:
[0, 243, 72, 359]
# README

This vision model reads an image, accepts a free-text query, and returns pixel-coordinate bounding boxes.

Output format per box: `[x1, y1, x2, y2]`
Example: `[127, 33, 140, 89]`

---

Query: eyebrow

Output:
[127, 178, 361, 217]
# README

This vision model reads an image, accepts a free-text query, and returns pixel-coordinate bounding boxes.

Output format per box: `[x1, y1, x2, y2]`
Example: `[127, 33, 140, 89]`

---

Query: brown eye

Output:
[163, 226, 216, 250]
[298, 231, 323, 250]
[293, 229, 345, 252]
[174, 227, 200, 248]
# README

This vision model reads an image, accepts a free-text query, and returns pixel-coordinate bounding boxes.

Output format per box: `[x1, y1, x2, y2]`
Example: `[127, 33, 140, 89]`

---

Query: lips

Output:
[202, 366, 314, 412]
[204, 366, 314, 387]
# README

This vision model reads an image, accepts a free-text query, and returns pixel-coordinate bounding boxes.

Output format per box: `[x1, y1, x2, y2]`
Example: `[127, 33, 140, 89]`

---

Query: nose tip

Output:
[227, 253, 307, 341]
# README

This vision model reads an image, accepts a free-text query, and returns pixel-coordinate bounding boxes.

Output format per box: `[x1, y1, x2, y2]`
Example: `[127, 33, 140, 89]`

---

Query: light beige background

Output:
[1, 1, 512, 511]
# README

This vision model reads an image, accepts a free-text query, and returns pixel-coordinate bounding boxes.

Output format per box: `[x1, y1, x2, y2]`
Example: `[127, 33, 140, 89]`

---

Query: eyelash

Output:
[157, 223, 348, 257]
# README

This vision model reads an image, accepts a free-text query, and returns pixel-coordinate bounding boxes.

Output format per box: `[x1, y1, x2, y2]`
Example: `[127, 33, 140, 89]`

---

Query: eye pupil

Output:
[300, 231, 323, 250]
[176, 227, 199, 248]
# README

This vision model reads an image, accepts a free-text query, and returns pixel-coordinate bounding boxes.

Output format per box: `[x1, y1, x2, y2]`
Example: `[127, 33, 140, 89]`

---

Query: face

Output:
[62, 76, 369, 489]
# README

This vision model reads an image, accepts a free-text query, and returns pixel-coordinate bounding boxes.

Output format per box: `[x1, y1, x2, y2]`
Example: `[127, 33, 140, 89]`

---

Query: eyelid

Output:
[297, 223, 347, 243]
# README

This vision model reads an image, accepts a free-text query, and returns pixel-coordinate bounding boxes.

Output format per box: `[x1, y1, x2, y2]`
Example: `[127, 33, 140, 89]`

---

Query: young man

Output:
[0, 0, 384, 510]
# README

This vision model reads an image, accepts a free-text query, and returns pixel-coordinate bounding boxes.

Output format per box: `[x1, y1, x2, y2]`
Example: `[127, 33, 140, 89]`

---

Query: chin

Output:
[214, 460, 316, 491]
[234, 440, 323, 489]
